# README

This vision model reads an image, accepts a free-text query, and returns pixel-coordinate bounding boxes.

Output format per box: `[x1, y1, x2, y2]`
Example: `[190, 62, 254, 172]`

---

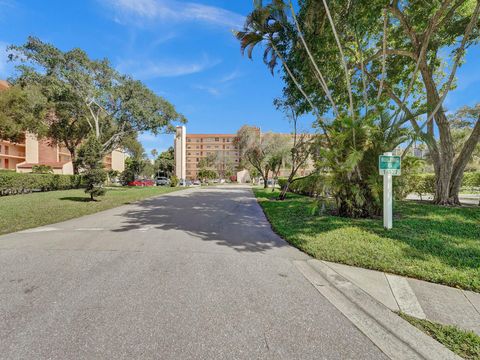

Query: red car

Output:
[127, 179, 155, 187]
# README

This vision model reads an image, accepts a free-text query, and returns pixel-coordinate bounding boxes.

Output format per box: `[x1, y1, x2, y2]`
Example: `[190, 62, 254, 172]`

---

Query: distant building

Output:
[0, 80, 126, 174]
[392, 144, 429, 159]
[174, 126, 240, 180]
[174, 126, 314, 181]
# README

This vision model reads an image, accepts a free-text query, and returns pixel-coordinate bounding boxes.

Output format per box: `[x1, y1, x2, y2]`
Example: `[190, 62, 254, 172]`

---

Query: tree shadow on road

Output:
[110, 187, 295, 255]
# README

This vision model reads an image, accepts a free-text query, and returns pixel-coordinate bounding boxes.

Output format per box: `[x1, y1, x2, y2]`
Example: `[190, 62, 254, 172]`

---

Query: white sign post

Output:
[379, 152, 401, 230]
[383, 158, 393, 229]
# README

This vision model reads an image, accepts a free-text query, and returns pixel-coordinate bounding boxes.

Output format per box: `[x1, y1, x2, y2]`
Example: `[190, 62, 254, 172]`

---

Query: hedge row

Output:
[278, 171, 479, 199]
[0, 171, 83, 196]
[462, 172, 480, 189]
[278, 175, 329, 197]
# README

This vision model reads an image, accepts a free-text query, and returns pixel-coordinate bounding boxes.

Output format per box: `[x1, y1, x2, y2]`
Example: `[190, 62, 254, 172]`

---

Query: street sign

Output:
[379, 155, 401, 176]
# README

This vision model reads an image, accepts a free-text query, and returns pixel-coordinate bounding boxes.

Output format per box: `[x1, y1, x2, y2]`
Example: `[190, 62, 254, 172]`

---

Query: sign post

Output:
[379, 152, 401, 229]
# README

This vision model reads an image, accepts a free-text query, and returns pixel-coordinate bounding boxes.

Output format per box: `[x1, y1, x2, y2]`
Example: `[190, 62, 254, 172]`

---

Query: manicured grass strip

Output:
[0, 186, 183, 235]
[253, 188, 480, 292]
[398, 312, 480, 360]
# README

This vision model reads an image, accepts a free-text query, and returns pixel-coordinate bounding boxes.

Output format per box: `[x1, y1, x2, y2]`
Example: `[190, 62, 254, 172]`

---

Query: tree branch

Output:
[377, 8, 389, 101]
[321, 0, 354, 119]
[288, 1, 340, 117]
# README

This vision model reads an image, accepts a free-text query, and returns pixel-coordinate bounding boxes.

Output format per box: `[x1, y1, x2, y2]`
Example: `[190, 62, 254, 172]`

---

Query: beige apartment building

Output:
[0, 80, 126, 174]
[174, 126, 313, 181]
[174, 126, 240, 180]
[0, 133, 127, 175]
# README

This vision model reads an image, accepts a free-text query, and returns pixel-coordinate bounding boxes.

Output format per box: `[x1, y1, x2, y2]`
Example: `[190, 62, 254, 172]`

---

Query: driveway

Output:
[0, 185, 386, 359]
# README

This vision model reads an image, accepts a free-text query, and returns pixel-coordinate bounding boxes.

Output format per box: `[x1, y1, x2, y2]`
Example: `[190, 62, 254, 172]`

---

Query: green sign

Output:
[379, 155, 401, 176]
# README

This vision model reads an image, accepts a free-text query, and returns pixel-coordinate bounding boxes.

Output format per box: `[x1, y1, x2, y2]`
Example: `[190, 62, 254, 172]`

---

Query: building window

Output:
[196, 158, 199, 162]
[4, 146, 8, 155]
[187, 138, 191, 142]
[215, 137, 219, 142]
[187, 146, 191, 149]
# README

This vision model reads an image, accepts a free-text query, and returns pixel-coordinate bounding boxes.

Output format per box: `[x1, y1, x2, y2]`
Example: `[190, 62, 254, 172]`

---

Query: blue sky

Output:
[1, 0, 479, 157]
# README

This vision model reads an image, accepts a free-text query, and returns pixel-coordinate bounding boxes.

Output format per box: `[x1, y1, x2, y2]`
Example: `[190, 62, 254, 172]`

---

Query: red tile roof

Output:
[0, 80, 10, 91]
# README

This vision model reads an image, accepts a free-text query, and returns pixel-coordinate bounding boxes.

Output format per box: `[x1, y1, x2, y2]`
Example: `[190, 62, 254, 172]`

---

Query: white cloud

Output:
[219, 69, 241, 83]
[193, 84, 221, 96]
[192, 69, 242, 97]
[117, 54, 221, 79]
[100, 0, 244, 29]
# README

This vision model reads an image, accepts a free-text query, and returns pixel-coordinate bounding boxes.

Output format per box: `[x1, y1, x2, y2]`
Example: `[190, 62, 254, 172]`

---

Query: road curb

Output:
[294, 259, 461, 360]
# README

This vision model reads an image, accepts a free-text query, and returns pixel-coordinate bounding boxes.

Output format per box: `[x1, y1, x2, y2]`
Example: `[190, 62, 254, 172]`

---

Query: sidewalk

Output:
[321, 260, 480, 335]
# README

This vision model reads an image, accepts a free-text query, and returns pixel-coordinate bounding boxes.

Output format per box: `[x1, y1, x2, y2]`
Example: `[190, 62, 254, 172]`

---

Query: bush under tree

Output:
[76, 136, 107, 201]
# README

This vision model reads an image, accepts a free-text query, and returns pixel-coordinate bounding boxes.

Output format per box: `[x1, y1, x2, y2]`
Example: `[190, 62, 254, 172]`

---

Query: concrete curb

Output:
[294, 259, 461, 360]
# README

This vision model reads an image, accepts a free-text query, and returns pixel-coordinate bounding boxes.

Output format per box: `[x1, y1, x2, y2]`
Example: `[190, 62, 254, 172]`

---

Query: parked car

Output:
[128, 179, 155, 187]
[192, 180, 201, 186]
[156, 177, 170, 186]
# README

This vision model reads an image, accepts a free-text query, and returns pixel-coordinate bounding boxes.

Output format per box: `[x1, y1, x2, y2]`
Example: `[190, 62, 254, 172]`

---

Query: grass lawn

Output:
[0, 186, 183, 236]
[398, 313, 480, 360]
[254, 188, 480, 292]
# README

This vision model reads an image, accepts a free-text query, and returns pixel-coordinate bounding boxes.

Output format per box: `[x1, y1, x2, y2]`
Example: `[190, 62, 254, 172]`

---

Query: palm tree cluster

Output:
[236, 0, 480, 216]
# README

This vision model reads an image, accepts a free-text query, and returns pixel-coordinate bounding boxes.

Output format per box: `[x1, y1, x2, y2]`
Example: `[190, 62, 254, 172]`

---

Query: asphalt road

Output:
[0, 185, 387, 359]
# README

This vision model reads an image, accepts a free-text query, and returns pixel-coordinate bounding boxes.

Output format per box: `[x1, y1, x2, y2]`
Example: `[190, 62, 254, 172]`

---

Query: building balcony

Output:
[0, 153, 26, 159]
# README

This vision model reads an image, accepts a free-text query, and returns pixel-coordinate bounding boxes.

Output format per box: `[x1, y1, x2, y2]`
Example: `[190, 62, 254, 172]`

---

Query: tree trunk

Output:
[263, 169, 270, 189]
[66, 144, 79, 175]
[279, 174, 294, 200]
[448, 117, 480, 204]
[434, 165, 454, 205]
[420, 65, 456, 205]
[71, 151, 79, 175]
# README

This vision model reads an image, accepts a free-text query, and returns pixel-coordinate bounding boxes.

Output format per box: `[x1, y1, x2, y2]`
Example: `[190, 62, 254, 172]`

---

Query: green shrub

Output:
[285, 174, 331, 197]
[278, 178, 288, 190]
[282, 171, 478, 200]
[400, 173, 436, 200]
[76, 135, 107, 201]
[393, 156, 425, 200]
[170, 175, 179, 187]
[0, 172, 82, 196]
[32, 165, 53, 174]
[462, 172, 480, 189]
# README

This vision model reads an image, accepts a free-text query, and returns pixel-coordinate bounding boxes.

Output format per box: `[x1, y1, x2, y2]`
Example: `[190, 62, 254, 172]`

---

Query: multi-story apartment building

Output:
[174, 126, 240, 180]
[0, 80, 126, 174]
[174, 126, 314, 181]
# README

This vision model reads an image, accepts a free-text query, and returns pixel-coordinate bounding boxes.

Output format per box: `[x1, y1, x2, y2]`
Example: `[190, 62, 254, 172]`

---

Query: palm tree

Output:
[234, 4, 320, 123]
[235, 2, 337, 148]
